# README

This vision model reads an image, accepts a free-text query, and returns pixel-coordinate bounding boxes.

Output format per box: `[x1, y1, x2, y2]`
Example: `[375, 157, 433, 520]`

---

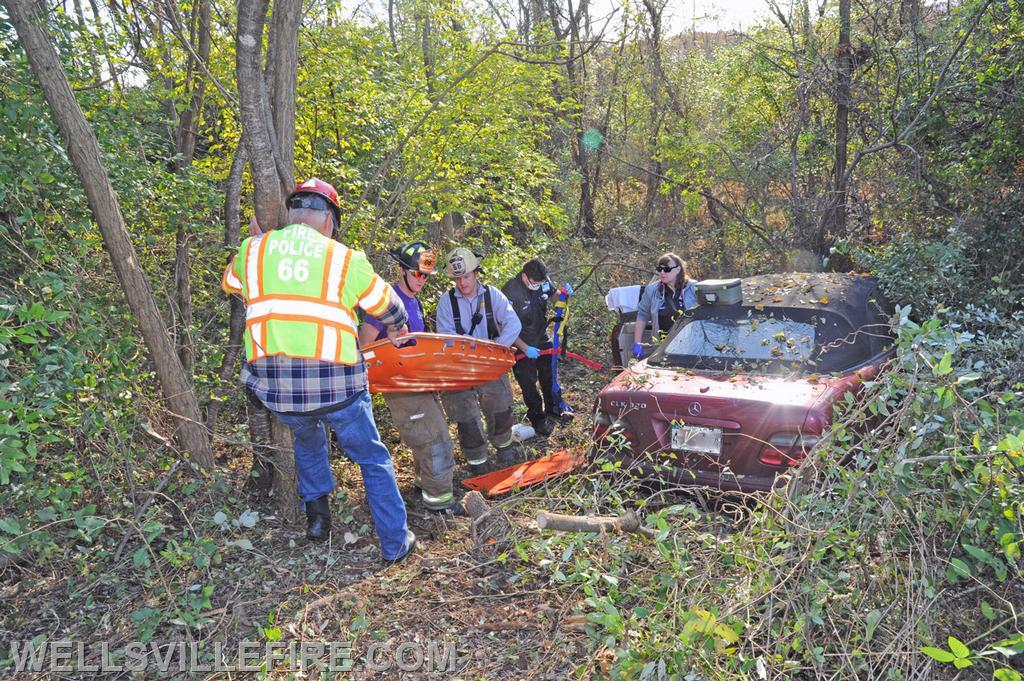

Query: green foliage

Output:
[295, 15, 567, 249]
[842, 228, 974, 312]
[2, 0, 1023, 672]
[526, 302, 1023, 677]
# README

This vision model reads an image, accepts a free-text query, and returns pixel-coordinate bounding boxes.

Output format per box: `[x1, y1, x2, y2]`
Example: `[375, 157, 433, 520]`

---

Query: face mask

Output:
[525, 281, 542, 291]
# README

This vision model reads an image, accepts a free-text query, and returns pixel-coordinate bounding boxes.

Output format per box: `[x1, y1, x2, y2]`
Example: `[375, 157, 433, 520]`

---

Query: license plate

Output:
[671, 425, 723, 455]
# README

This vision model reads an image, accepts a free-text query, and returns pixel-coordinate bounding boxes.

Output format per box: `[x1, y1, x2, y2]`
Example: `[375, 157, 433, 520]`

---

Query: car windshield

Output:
[650, 307, 863, 374]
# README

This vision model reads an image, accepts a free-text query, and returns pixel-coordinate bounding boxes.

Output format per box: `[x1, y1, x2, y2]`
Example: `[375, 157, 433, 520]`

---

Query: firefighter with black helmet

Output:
[358, 242, 459, 512]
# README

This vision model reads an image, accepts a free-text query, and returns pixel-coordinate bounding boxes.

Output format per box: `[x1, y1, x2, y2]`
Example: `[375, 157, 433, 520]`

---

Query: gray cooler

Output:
[695, 278, 742, 305]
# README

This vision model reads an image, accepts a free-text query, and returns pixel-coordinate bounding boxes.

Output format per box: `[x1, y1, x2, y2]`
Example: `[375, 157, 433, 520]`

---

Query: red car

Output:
[594, 273, 894, 492]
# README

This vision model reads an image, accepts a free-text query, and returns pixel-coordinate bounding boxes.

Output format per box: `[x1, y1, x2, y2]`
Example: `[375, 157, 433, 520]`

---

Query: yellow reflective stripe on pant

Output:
[441, 375, 514, 465]
[421, 489, 453, 509]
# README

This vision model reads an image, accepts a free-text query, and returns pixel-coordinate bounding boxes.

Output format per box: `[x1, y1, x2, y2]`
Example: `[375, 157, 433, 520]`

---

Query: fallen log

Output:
[535, 509, 657, 539]
[461, 490, 513, 548]
[462, 490, 490, 519]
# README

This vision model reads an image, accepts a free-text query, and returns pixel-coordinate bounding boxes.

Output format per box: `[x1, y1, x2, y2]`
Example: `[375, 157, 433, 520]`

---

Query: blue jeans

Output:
[275, 391, 412, 560]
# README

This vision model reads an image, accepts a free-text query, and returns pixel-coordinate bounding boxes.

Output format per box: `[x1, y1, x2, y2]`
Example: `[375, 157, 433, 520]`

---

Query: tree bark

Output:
[205, 141, 248, 435]
[536, 510, 656, 539]
[6, 0, 213, 470]
[173, 219, 194, 378]
[236, 0, 303, 522]
[172, 0, 211, 170]
[268, 0, 300, 190]
[823, 0, 853, 255]
[236, 0, 287, 229]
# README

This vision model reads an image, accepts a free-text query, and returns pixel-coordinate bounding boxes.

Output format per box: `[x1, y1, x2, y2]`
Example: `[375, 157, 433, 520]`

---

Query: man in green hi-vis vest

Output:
[223, 178, 416, 562]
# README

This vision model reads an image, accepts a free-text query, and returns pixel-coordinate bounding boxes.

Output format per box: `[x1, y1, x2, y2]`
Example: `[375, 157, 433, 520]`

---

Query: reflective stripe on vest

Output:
[357, 275, 391, 317]
[233, 224, 379, 365]
[221, 260, 243, 293]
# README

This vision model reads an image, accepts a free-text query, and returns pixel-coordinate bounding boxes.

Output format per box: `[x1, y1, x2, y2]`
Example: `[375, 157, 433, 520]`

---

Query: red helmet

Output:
[289, 178, 340, 218]
[290, 178, 339, 208]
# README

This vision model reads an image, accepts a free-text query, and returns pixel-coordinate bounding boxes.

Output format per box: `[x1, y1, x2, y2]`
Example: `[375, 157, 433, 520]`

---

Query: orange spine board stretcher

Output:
[462, 450, 584, 496]
[364, 332, 516, 393]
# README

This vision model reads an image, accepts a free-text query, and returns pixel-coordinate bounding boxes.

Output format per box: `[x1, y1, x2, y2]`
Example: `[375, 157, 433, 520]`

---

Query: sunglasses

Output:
[655, 264, 680, 273]
[407, 269, 430, 280]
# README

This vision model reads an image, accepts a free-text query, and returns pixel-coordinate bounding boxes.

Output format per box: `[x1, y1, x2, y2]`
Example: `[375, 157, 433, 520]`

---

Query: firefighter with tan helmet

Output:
[435, 247, 526, 473]
[222, 178, 416, 562]
[358, 242, 460, 513]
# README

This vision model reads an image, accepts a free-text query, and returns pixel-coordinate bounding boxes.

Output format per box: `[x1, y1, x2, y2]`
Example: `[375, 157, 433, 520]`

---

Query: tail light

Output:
[593, 409, 612, 439]
[759, 433, 819, 466]
[592, 407, 634, 443]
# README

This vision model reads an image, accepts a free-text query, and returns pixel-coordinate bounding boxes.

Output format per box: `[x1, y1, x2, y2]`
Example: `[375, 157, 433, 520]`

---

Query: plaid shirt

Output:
[243, 293, 408, 413]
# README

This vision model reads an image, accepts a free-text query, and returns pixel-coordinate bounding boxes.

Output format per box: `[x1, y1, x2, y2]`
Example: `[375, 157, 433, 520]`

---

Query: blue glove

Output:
[632, 343, 644, 359]
[563, 282, 574, 296]
[525, 346, 541, 359]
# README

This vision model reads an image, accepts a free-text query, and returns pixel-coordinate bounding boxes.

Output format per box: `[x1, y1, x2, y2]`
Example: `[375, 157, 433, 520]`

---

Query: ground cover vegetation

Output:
[0, 0, 1021, 676]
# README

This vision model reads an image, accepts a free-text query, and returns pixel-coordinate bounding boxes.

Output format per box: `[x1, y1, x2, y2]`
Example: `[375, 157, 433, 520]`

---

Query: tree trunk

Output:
[205, 141, 248, 435]
[7, 0, 213, 470]
[71, 0, 100, 82]
[546, 0, 598, 238]
[387, 0, 397, 50]
[536, 510, 656, 539]
[824, 0, 853, 255]
[236, 0, 287, 229]
[85, 0, 120, 90]
[418, 6, 436, 96]
[244, 395, 275, 495]
[268, 0, 299, 190]
[173, 220, 194, 378]
[236, 0, 303, 523]
[172, 0, 211, 170]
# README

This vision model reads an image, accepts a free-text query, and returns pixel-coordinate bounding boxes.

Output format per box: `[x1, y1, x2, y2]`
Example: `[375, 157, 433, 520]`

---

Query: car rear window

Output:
[664, 317, 816, 363]
[650, 307, 868, 374]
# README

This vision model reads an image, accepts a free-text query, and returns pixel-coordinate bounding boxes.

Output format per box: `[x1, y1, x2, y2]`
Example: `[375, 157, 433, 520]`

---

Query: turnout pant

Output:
[440, 374, 515, 466]
[511, 342, 557, 425]
[274, 391, 413, 561]
[384, 391, 456, 509]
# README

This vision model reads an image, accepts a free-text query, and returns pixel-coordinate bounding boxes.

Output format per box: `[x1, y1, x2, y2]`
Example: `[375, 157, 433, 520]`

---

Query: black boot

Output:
[531, 415, 554, 437]
[305, 496, 331, 542]
[496, 442, 526, 467]
[467, 459, 494, 476]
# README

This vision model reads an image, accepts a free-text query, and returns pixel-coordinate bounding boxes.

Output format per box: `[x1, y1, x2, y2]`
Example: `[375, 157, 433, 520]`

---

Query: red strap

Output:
[514, 347, 602, 371]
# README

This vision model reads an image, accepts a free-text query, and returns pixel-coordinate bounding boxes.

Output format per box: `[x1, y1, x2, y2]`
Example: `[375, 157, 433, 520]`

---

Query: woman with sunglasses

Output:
[631, 253, 698, 359]
[359, 242, 459, 514]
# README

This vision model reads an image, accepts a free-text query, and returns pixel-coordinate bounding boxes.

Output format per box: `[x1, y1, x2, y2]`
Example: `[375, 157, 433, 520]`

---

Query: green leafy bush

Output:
[521, 301, 1022, 678]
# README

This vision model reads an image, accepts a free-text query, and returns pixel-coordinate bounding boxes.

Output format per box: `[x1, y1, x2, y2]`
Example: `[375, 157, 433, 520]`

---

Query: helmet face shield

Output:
[288, 178, 341, 228]
[287, 194, 333, 213]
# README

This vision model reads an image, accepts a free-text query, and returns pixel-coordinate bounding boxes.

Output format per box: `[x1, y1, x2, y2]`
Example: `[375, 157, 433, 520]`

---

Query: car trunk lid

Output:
[597, 365, 835, 482]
